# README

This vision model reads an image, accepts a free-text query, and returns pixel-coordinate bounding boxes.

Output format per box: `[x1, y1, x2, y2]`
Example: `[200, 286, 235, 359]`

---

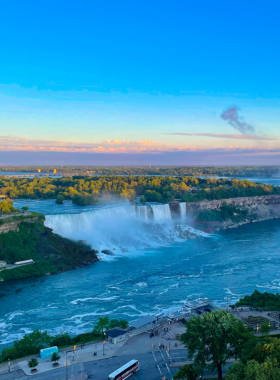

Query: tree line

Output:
[0, 165, 279, 178]
[0, 175, 279, 206]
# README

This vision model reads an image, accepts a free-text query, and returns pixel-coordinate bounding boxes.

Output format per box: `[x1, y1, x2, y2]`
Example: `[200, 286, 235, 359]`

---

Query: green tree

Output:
[14, 330, 52, 357]
[173, 364, 200, 379]
[21, 205, 29, 213]
[93, 316, 110, 333]
[51, 352, 60, 364]
[108, 319, 129, 330]
[180, 311, 252, 380]
[260, 320, 273, 336]
[139, 195, 146, 203]
[226, 357, 280, 380]
[28, 358, 38, 371]
[55, 195, 64, 205]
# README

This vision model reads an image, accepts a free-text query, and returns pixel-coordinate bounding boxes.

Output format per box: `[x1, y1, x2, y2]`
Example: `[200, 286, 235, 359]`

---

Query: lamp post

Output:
[8, 359, 10, 373]
[65, 350, 68, 380]
[168, 342, 171, 366]
[103, 329, 106, 355]
[65, 349, 73, 380]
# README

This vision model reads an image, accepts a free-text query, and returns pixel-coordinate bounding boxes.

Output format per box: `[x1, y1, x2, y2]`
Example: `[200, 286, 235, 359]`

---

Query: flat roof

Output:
[109, 360, 138, 378]
[105, 328, 127, 338]
[130, 315, 156, 328]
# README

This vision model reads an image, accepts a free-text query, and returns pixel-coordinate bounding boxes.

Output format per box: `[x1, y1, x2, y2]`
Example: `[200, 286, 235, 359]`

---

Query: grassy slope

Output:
[0, 214, 99, 281]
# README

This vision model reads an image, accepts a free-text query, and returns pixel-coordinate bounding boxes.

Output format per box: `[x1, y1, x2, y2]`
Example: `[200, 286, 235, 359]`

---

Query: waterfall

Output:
[151, 204, 172, 221]
[135, 205, 150, 222]
[45, 203, 207, 254]
[179, 202, 187, 219]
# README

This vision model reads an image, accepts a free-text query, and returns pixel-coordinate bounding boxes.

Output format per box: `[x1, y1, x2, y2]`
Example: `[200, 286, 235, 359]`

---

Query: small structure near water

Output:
[105, 328, 128, 344]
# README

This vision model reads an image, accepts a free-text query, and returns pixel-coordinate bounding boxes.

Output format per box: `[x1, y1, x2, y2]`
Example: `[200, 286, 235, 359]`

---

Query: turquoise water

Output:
[1, 218, 280, 348]
[1, 176, 279, 348]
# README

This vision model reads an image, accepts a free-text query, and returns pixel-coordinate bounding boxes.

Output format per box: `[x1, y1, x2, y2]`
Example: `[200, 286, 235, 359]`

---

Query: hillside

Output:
[0, 214, 99, 281]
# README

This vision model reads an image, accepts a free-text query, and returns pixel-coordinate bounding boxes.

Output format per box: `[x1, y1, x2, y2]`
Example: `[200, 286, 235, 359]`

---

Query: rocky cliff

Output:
[184, 195, 280, 231]
[185, 195, 280, 212]
[0, 216, 42, 234]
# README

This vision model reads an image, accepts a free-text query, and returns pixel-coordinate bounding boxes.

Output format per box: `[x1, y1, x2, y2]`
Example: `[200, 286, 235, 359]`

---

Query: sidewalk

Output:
[18, 339, 126, 375]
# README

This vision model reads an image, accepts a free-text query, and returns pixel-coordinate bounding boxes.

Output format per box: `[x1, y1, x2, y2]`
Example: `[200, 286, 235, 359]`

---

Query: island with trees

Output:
[0, 174, 279, 206]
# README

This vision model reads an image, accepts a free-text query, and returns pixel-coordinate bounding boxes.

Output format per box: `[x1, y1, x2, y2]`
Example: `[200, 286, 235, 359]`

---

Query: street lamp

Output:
[65, 348, 74, 380]
[103, 329, 106, 355]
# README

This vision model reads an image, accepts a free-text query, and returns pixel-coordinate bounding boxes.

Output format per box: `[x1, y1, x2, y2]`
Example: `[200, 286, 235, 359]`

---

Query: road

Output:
[2, 349, 231, 380]
[85, 349, 231, 380]
[85, 350, 182, 380]
[20, 363, 87, 380]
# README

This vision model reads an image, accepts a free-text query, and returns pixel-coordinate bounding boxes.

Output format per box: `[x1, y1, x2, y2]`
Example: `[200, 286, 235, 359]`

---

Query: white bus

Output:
[108, 360, 139, 380]
[14, 259, 34, 266]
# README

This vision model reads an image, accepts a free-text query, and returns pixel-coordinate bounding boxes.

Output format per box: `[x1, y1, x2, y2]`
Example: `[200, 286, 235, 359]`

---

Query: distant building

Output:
[0, 195, 7, 199]
[53, 169, 56, 173]
[38, 169, 41, 173]
[105, 327, 128, 344]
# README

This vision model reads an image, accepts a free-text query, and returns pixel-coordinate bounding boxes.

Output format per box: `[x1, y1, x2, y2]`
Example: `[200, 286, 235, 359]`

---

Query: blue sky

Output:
[0, 0, 279, 165]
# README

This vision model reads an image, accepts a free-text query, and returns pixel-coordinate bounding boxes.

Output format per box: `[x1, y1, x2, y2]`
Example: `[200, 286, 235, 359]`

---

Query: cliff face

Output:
[183, 195, 280, 231]
[0, 216, 41, 234]
[185, 195, 280, 212]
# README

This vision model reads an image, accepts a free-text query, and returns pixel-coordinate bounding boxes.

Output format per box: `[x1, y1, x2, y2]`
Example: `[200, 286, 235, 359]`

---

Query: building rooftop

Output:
[130, 315, 156, 329]
[105, 328, 127, 338]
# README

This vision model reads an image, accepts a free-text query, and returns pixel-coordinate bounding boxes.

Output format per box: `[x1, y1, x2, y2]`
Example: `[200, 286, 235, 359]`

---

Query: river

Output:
[0, 178, 280, 349]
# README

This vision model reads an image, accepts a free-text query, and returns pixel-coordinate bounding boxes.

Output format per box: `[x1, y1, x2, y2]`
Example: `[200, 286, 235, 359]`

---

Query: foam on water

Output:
[1, 199, 280, 350]
[45, 203, 207, 255]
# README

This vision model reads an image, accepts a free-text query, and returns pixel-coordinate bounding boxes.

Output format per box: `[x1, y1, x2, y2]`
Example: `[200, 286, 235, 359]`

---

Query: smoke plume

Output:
[221, 106, 255, 134]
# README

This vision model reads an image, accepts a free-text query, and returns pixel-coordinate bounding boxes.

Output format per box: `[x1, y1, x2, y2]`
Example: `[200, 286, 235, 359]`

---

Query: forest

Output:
[0, 175, 279, 206]
[0, 165, 280, 178]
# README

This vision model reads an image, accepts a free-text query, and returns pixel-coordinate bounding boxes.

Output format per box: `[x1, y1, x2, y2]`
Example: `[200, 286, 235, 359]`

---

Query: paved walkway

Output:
[18, 339, 125, 375]
[0, 370, 25, 380]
